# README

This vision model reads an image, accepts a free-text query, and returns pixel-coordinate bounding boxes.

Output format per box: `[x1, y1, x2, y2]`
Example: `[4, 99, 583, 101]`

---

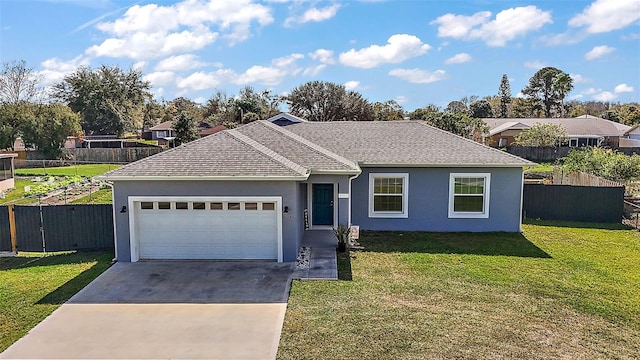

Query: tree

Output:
[445, 100, 468, 114]
[373, 100, 405, 121]
[498, 74, 511, 118]
[425, 112, 488, 141]
[521, 67, 573, 117]
[287, 81, 373, 121]
[513, 123, 567, 147]
[469, 100, 494, 118]
[408, 104, 440, 120]
[172, 111, 199, 146]
[21, 103, 81, 158]
[0, 60, 41, 104]
[53, 65, 151, 136]
[0, 102, 33, 150]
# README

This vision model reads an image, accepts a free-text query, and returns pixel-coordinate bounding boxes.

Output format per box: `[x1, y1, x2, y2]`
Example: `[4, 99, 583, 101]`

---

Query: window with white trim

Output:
[368, 173, 408, 218]
[448, 173, 490, 218]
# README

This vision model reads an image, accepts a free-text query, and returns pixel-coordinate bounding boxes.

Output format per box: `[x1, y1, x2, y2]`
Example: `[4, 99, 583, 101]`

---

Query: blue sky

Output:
[1, 0, 639, 111]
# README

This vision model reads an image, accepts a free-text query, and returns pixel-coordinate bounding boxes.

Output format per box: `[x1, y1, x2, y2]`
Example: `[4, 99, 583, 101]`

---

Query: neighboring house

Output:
[484, 115, 630, 148]
[199, 124, 226, 137]
[0, 154, 17, 193]
[620, 124, 640, 148]
[149, 120, 222, 146]
[99, 113, 534, 263]
[149, 121, 176, 147]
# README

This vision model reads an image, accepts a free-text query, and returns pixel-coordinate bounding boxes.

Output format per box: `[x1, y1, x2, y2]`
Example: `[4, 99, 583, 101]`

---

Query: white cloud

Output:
[593, 91, 617, 102]
[395, 95, 408, 105]
[155, 54, 208, 71]
[302, 64, 326, 77]
[339, 34, 430, 69]
[569, 73, 591, 83]
[582, 88, 600, 95]
[285, 4, 340, 27]
[233, 65, 288, 86]
[143, 71, 176, 86]
[309, 49, 335, 64]
[445, 53, 471, 64]
[176, 69, 232, 90]
[524, 60, 546, 69]
[388, 68, 446, 84]
[615, 83, 634, 93]
[175, 52, 302, 92]
[344, 81, 359, 90]
[133, 61, 146, 70]
[271, 53, 304, 68]
[37, 55, 90, 86]
[431, 6, 552, 46]
[86, 0, 273, 60]
[569, 0, 640, 34]
[584, 45, 615, 60]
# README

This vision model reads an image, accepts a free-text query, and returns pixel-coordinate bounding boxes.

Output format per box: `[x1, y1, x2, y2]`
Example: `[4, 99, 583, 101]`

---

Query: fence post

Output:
[8, 204, 17, 253]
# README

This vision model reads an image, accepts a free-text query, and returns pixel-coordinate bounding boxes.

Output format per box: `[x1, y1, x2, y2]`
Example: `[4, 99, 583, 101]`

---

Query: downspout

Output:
[348, 172, 361, 226]
[519, 168, 525, 232]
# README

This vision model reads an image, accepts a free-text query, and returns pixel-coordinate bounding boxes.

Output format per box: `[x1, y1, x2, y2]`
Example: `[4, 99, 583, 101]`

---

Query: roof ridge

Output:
[226, 129, 309, 176]
[417, 121, 536, 165]
[257, 120, 360, 170]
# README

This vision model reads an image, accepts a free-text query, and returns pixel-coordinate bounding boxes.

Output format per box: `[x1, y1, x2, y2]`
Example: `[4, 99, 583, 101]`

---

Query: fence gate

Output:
[1, 204, 114, 252]
[0, 206, 9, 251]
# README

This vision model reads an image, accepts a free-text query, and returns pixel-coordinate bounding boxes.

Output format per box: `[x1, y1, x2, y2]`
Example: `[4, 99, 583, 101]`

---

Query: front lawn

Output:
[0, 251, 113, 352]
[278, 222, 640, 359]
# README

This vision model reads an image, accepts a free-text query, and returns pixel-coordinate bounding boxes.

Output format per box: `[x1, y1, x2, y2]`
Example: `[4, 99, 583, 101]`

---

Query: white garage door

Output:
[131, 197, 281, 261]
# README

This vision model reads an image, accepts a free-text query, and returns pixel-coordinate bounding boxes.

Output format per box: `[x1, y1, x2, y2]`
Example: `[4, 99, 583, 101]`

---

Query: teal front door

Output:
[312, 184, 334, 226]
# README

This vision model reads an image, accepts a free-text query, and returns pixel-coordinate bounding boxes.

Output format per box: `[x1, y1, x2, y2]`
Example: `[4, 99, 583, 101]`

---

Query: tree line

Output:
[1, 60, 639, 153]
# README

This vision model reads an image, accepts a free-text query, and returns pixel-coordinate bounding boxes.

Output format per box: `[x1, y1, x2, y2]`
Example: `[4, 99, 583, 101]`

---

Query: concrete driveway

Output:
[0, 261, 294, 359]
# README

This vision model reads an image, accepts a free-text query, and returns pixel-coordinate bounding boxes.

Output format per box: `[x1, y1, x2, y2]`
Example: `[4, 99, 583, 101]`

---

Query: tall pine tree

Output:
[498, 74, 511, 118]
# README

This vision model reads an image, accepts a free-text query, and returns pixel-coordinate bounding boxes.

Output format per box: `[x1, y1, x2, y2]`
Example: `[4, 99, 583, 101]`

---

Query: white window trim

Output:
[448, 173, 491, 219]
[368, 173, 409, 218]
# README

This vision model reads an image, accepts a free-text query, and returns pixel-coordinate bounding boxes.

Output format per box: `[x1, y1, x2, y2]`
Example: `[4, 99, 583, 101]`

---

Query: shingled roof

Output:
[102, 117, 533, 180]
[485, 117, 630, 137]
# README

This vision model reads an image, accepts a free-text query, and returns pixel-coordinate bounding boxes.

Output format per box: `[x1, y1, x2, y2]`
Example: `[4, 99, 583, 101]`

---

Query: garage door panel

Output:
[134, 199, 279, 260]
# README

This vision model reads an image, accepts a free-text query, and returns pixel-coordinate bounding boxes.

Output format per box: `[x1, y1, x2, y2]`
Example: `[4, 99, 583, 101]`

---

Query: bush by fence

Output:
[0, 204, 114, 252]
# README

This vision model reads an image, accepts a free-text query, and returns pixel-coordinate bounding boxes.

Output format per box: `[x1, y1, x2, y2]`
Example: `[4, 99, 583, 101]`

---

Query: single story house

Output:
[484, 115, 630, 148]
[99, 113, 534, 263]
[0, 153, 17, 193]
[620, 124, 640, 148]
[148, 121, 225, 147]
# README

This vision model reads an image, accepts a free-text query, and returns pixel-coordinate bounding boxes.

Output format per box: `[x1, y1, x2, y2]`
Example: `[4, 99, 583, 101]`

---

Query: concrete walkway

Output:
[1, 261, 294, 360]
[294, 230, 338, 280]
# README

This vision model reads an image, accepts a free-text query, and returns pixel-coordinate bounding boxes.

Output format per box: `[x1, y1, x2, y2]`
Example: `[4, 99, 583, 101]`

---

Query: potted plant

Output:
[333, 224, 350, 252]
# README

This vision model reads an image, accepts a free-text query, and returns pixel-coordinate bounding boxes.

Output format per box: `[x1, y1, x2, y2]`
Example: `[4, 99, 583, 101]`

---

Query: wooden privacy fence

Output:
[553, 168, 624, 187]
[523, 184, 624, 223]
[507, 146, 570, 162]
[0, 204, 114, 253]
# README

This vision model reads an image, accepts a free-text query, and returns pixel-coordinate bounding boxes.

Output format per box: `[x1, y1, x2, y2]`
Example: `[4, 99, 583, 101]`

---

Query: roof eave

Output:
[359, 162, 536, 168]
[96, 174, 310, 181]
[309, 169, 362, 175]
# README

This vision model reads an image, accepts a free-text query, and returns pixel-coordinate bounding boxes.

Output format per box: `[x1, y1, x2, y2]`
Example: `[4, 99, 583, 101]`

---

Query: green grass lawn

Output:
[0, 251, 113, 352]
[70, 188, 113, 204]
[525, 162, 555, 173]
[278, 222, 640, 359]
[0, 179, 32, 204]
[15, 164, 120, 177]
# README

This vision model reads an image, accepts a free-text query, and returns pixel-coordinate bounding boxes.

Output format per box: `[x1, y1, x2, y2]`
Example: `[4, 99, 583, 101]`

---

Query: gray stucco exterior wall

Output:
[112, 180, 300, 262]
[350, 167, 524, 232]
